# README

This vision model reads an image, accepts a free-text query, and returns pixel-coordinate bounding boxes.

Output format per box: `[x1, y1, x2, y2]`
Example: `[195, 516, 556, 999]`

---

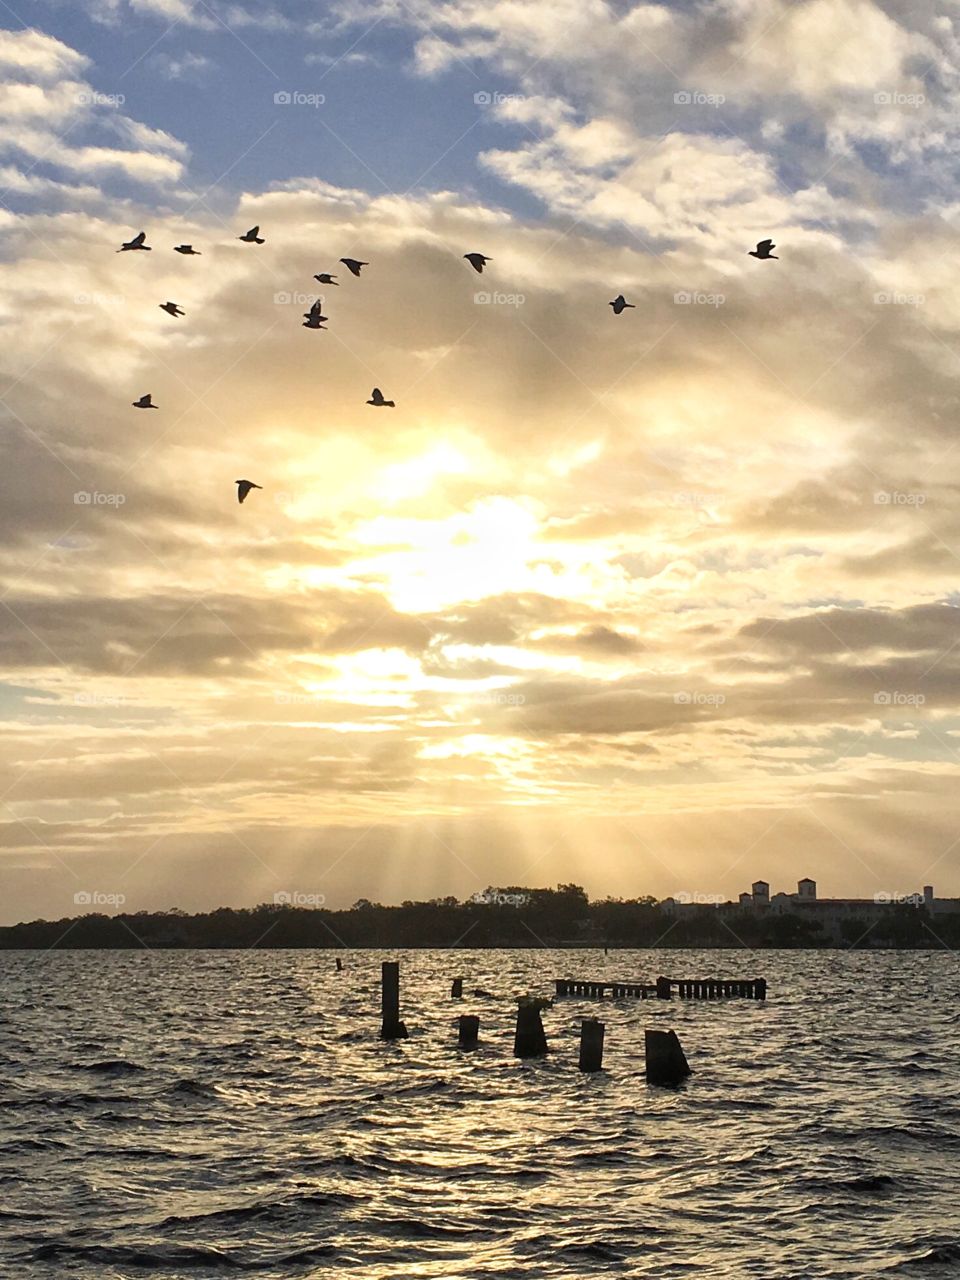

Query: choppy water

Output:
[1, 948, 959, 1278]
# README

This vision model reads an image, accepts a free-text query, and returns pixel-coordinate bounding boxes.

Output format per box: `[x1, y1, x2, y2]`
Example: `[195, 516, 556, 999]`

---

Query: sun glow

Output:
[351, 497, 543, 611]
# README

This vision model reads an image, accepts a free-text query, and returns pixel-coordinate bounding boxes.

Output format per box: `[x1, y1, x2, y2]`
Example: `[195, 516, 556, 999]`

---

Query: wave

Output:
[71, 1059, 147, 1075]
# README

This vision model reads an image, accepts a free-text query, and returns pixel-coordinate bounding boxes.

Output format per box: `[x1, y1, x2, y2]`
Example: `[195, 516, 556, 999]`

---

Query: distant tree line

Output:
[1, 886, 957, 949]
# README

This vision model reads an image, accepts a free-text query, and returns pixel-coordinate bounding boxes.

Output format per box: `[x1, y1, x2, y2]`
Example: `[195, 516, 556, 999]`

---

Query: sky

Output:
[3, 0, 960, 925]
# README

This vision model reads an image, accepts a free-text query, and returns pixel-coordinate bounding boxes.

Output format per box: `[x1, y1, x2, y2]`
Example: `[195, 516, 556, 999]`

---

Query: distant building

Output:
[659, 877, 960, 943]
[736, 877, 960, 942]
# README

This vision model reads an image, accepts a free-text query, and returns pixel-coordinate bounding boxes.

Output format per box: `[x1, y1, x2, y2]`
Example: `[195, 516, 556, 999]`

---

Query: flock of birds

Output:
[116, 227, 777, 503]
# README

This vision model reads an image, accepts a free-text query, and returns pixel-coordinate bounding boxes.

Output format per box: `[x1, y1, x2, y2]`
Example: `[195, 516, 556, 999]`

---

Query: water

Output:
[1, 948, 959, 1278]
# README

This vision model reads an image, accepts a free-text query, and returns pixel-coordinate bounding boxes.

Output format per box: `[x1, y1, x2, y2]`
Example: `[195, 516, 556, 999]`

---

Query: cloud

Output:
[0, 27, 189, 196]
[6, 10, 960, 921]
[150, 51, 214, 81]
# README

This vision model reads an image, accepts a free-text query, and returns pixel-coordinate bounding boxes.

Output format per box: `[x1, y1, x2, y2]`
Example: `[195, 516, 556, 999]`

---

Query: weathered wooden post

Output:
[755, 977, 767, 1001]
[380, 960, 408, 1039]
[458, 1014, 479, 1048]
[645, 1028, 691, 1085]
[514, 996, 549, 1058]
[656, 976, 672, 1000]
[451, 977, 463, 998]
[578, 1018, 605, 1072]
[336, 957, 343, 972]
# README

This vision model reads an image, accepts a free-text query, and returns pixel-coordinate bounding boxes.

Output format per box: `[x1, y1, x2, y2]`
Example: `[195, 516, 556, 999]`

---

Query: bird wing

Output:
[249, 226, 259, 236]
[371, 387, 383, 402]
[132, 232, 146, 246]
[757, 239, 774, 250]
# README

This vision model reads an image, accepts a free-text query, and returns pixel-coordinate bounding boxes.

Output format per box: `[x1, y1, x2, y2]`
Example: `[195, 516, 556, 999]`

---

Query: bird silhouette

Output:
[314, 273, 339, 285]
[340, 258, 367, 276]
[132, 394, 156, 409]
[302, 301, 329, 328]
[367, 387, 394, 407]
[236, 479, 262, 503]
[174, 244, 201, 255]
[464, 253, 490, 273]
[609, 294, 635, 314]
[239, 226, 265, 244]
[749, 239, 778, 259]
[118, 231, 150, 252]
[159, 302, 185, 317]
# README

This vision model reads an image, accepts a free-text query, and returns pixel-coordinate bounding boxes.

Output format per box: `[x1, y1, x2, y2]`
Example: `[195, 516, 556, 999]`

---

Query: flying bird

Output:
[159, 301, 185, 317]
[313, 273, 339, 285]
[118, 231, 150, 252]
[132, 394, 156, 409]
[236, 479, 262, 504]
[367, 387, 394, 407]
[239, 226, 265, 244]
[340, 258, 367, 276]
[609, 294, 635, 315]
[174, 244, 201, 255]
[749, 239, 778, 259]
[464, 253, 490, 273]
[302, 302, 328, 327]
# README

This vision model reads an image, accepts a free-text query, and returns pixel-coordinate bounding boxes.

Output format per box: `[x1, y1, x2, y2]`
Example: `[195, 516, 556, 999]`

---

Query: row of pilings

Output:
[554, 976, 767, 1000]
[378, 961, 707, 1083]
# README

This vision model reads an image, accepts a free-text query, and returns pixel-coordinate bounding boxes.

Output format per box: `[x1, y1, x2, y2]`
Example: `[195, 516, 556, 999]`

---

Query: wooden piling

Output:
[380, 960, 408, 1039]
[578, 1018, 605, 1072]
[645, 1028, 691, 1085]
[335, 957, 343, 972]
[451, 977, 463, 998]
[458, 1014, 479, 1048]
[755, 977, 767, 1001]
[514, 998, 548, 1058]
[656, 976, 672, 1000]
